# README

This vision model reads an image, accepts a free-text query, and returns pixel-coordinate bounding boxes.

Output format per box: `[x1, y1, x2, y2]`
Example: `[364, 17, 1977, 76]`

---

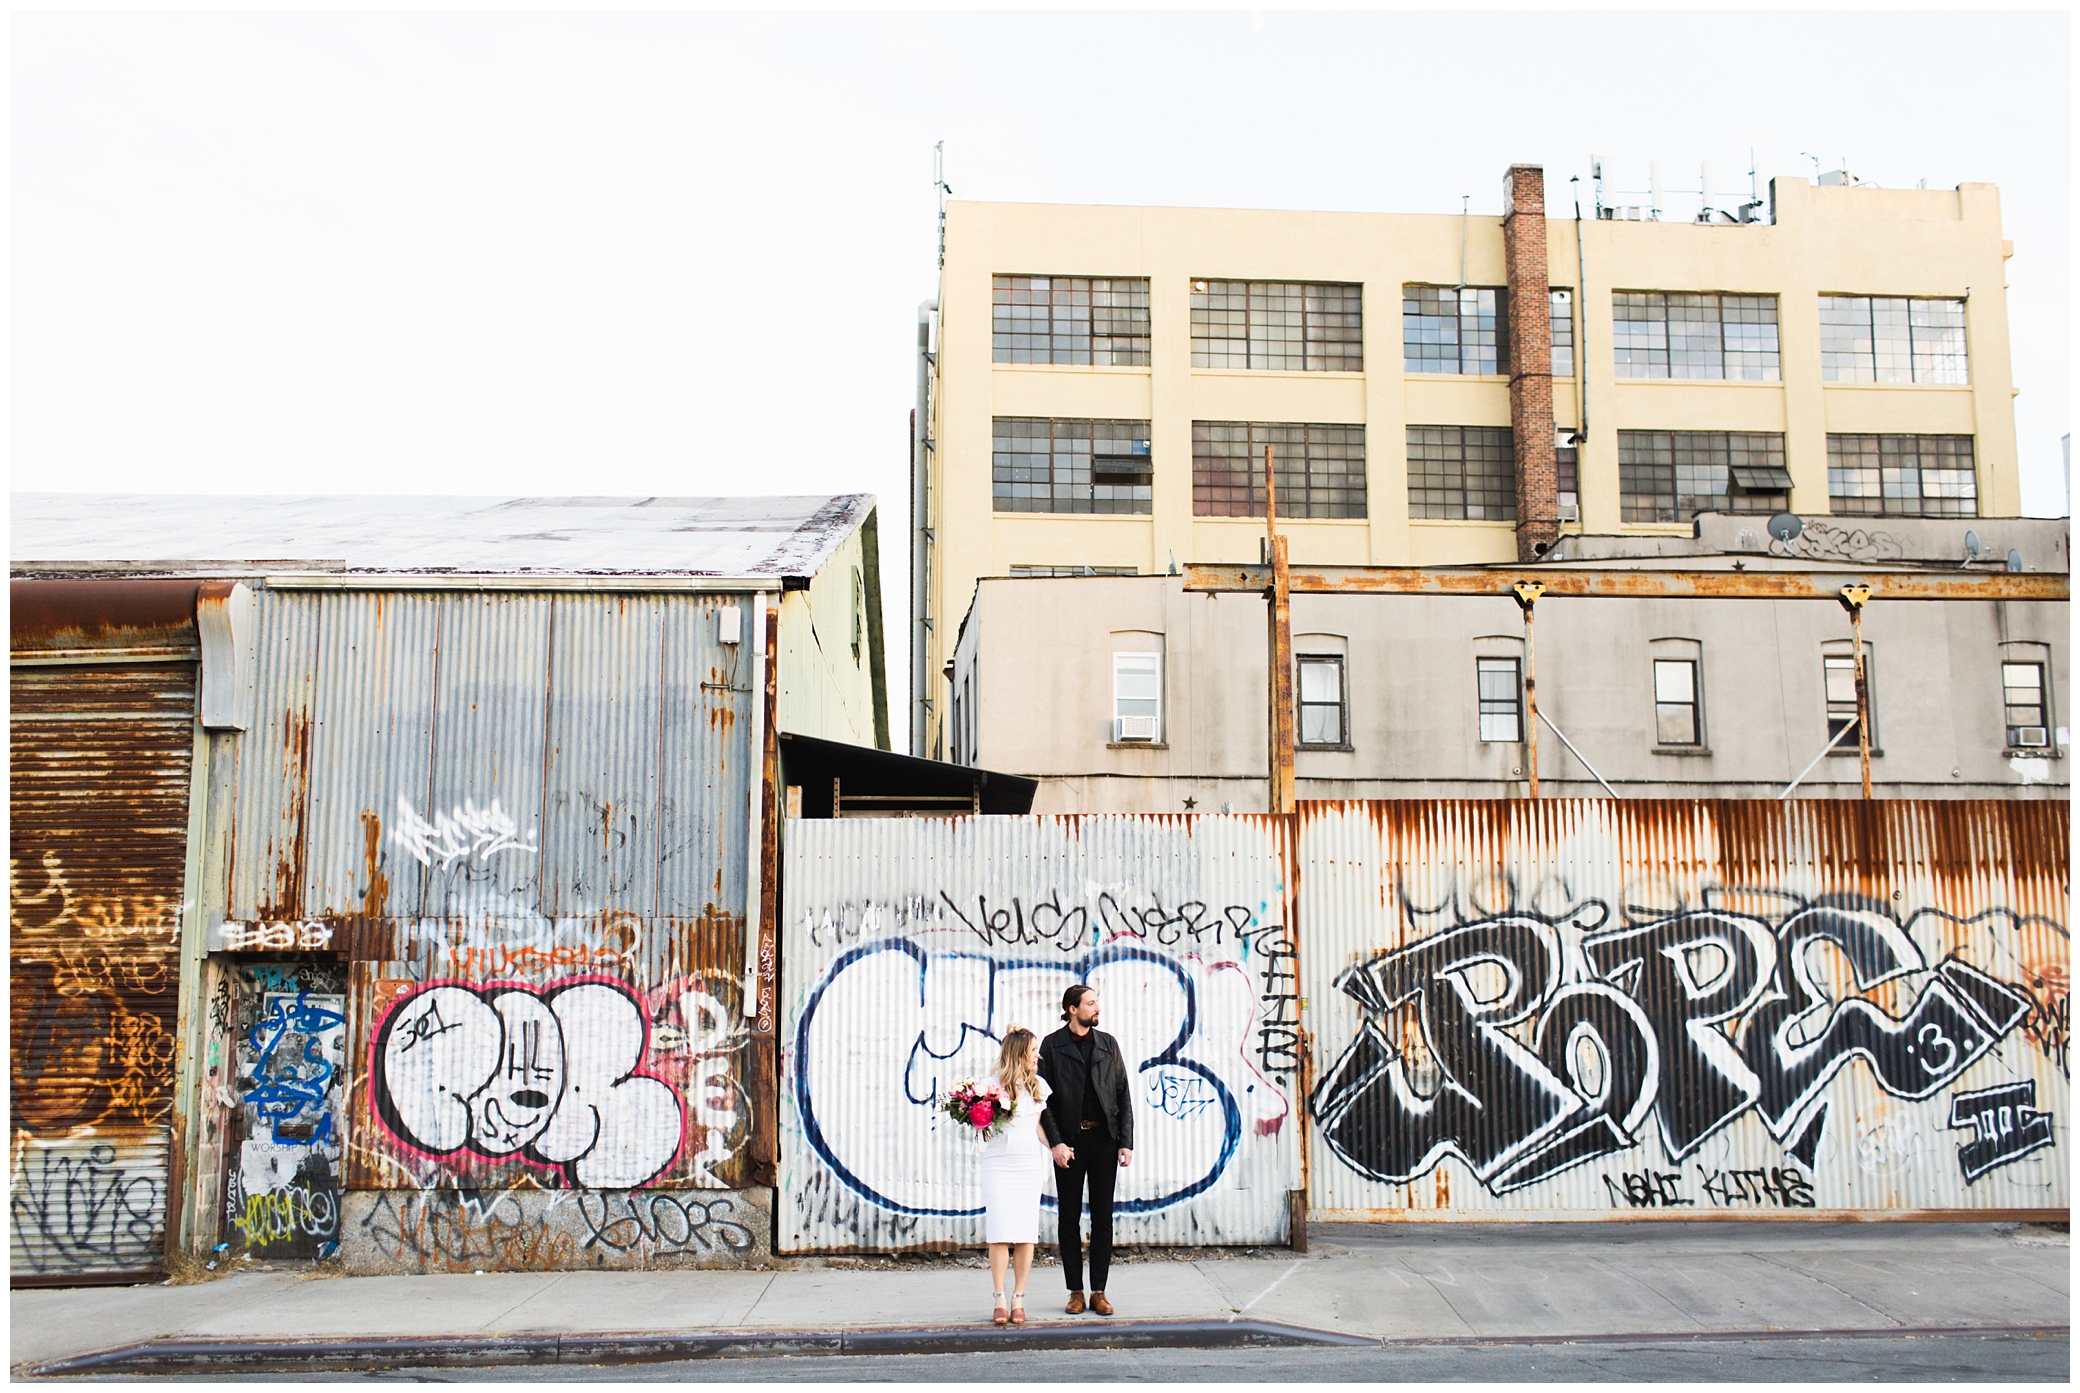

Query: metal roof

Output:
[10, 493, 876, 580]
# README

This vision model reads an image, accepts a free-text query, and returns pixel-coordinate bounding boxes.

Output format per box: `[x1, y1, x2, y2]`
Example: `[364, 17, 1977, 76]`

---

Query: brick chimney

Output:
[1503, 164, 1559, 561]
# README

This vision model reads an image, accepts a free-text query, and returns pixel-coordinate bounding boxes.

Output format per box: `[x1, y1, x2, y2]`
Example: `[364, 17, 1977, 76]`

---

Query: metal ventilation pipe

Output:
[911, 299, 937, 758]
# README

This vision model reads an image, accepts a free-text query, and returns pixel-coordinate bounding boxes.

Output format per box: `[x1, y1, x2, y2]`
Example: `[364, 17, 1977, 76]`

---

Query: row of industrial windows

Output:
[992, 277, 1968, 384]
[1112, 651, 2055, 752]
[993, 418, 1978, 522]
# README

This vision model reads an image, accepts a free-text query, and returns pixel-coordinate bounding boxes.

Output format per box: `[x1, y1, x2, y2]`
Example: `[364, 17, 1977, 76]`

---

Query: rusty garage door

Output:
[10, 662, 198, 1283]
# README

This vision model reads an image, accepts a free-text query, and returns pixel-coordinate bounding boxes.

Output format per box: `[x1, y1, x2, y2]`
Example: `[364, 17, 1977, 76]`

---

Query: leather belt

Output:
[1079, 1121, 1102, 1130]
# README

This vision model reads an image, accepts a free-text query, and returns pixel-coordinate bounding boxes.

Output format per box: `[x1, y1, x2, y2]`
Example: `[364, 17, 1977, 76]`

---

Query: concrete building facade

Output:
[912, 168, 2023, 759]
[944, 517, 2068, 812]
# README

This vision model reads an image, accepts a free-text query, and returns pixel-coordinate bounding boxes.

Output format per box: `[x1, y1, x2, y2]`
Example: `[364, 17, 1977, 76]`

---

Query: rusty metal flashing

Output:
[12, 567, 798, 591]
[266, 573, 797, 592]
[1184, 563, 2069, 601]
[9, 578, 203, 653]
[12, 648, 200, 665]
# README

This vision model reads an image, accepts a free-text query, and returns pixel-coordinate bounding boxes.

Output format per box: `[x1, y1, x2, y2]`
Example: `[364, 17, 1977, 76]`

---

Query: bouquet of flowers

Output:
[938, 1078, 1016, 1141]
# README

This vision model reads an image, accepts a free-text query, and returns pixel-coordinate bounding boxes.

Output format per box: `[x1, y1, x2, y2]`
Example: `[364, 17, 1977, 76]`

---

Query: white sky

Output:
[11, 6, 2072, 727]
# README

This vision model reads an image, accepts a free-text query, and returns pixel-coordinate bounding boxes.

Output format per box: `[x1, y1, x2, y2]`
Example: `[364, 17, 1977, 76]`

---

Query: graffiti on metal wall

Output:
[789, 880, 1299, 1246]
[10, 850, 180, 1276]
[339, 1183, 764, 1273]
[1310, 892, 2061, 1199]
[390, 795, 541, 872]
[9, 1136, 166, 1276]
[368, 972, 749, 1191]
[226, 961, 348, 1259]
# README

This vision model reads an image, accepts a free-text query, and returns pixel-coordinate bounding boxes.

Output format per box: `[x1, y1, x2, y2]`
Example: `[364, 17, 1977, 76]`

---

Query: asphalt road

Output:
[105, 1332, 2069, 1383]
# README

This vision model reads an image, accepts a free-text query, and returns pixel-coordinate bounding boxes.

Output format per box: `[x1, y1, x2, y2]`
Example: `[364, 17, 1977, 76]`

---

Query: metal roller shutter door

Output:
[10, 662, 197, 1285]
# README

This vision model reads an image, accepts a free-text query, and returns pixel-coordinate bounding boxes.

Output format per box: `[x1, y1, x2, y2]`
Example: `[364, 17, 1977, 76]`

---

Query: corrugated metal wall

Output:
[214, 588, 768, 1270]
[10, 662, 197, 1282]
[1299, 800, 2069, 1219]
[779, 815, 1304, 1252]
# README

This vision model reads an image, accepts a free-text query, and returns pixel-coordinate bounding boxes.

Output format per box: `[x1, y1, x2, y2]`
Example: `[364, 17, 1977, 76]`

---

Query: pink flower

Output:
[969, 1098, 996, 1129]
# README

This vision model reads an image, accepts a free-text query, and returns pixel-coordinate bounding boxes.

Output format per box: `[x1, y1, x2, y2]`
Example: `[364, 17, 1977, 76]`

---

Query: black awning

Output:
[777, 732, 1038, 817]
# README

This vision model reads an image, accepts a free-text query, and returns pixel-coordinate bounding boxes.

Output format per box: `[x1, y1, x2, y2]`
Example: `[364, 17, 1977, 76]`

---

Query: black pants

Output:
[1054, 1128, 1118, 1293]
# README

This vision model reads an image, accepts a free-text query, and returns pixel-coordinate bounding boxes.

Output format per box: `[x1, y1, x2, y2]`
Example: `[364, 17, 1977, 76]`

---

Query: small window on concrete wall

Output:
[1113, 652, 1162, 743]
[2002, 660, 2049, 748]
[1477, 657, 1522, 743]
[1654, 659, 1701, 746]
[1298, 655, 1347, 748]
[1823, 648, 1878, 749]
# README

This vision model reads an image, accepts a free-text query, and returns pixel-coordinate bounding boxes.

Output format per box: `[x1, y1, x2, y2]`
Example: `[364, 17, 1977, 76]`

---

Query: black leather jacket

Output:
[1038, 1025, 1134, 1151]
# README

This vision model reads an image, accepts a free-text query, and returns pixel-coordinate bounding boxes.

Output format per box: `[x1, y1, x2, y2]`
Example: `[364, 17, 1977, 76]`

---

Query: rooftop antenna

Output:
[1800, 151, 1821, 181]
[934, 141, 952, 270]
[1591, 154, 1605, 217]
[1738, 148, 1766, 224]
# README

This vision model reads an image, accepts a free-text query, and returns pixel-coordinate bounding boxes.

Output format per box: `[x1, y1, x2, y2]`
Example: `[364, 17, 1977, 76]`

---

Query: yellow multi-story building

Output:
[909, 166, 2020, 758]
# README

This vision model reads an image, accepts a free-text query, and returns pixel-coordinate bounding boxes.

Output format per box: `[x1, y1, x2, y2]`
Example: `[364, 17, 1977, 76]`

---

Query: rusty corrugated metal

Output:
[779, 814, 1303, 1253]
[8, 579, 201, 656]
[1183, 563, 2070, 602]
[10, 662, 197, 1282]
[207, 589, 759, 1215]
[1298, 800, 2069, 1220]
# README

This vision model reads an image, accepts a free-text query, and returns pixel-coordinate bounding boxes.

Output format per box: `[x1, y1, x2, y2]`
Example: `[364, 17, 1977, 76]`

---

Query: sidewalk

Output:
[13, 1221, 2068, 1377]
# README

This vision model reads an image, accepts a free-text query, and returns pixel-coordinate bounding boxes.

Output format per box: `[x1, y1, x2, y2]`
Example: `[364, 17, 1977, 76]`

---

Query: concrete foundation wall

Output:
[338, 1187, 772, 1274]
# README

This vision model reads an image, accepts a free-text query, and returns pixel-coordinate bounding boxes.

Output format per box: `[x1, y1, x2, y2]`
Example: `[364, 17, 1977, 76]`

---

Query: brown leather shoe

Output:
[1091, 1292, 1114, 1316]
[1064, 1290, 1086, 1315]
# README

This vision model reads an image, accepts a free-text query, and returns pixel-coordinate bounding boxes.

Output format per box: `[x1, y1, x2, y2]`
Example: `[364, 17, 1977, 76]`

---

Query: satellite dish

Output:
[1964, 529, 1982, 559]
[2007, 548, 2024, 573]
[1766, 512, 1803, 542]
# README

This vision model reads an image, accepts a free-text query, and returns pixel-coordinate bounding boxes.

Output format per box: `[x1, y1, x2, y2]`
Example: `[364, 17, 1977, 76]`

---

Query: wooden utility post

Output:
[1265, 446, 1296, 814]
[1839, 584, 1874, 800]
[1511, 582, 1544, 798]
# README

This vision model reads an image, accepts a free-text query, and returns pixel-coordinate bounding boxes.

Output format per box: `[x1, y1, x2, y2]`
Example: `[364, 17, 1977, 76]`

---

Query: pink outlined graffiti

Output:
[369, 977, 686, 1189]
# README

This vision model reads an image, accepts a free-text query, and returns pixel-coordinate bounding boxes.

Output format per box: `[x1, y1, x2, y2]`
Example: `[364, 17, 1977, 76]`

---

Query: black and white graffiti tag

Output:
[1310, 896, 2041, 1195]
[371, 981, 685, 1189]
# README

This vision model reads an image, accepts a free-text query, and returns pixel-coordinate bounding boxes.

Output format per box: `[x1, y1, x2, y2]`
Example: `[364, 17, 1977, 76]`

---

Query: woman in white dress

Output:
[978, 1025, 1049, 1325]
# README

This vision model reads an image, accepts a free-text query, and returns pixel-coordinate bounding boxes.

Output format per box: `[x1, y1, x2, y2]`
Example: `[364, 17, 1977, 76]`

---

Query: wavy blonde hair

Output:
[994, 1026, 1042, 1102]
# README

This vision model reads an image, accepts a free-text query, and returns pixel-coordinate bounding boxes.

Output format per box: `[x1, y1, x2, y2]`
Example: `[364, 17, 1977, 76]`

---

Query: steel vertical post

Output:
[1265, 446, 1295, 814]
[1513, 582, 1544, 798]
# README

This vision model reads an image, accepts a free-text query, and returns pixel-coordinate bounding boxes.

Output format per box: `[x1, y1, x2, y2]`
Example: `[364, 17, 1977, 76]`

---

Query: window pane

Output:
[1653, 660, 1694, 704]
[1405, 284, 1504, 375]
[1477, 657, 1520, 743]
[2003, 662, 2045, 732]
[1114, 653, 1160, 722]
[1300, 705, 1341, 745]
[1656, 704, 1698, 746]
[1194, 420, 1366, 518]
[1820, 296, 1875, 383]
[1824, 656, 1858, 705]
[1197, 279, 1361, 371]
[1548, 289, 1574, 378]
[1911, 299, 1969, 384]
[996, 417, 1153, 514]
[1827, 434, 1976, 518]
[1299, 659, 1341, 703]
[1872, 297, 1913, 382]
[995, 275, 1149, 365]
[1407, 425, 1515, 520]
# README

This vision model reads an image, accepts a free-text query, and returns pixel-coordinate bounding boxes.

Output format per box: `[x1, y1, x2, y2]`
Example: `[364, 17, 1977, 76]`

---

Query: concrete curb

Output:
[18, 1318, 1373, 1377]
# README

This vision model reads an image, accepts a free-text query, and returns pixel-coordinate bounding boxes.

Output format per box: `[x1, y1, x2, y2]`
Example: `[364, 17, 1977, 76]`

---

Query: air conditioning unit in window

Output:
[2013, 726, 2049, 748]
[1114, 716, 1160, 743]
[1557, 502, 1580, 523]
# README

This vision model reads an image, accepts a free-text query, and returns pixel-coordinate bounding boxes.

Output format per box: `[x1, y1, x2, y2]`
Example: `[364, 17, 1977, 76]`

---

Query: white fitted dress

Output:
[976, 1074, 1051, 1244]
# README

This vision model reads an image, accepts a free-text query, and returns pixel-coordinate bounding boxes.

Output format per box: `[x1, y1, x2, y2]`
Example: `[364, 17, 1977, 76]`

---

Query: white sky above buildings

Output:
[11, 6, 2071, 714]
